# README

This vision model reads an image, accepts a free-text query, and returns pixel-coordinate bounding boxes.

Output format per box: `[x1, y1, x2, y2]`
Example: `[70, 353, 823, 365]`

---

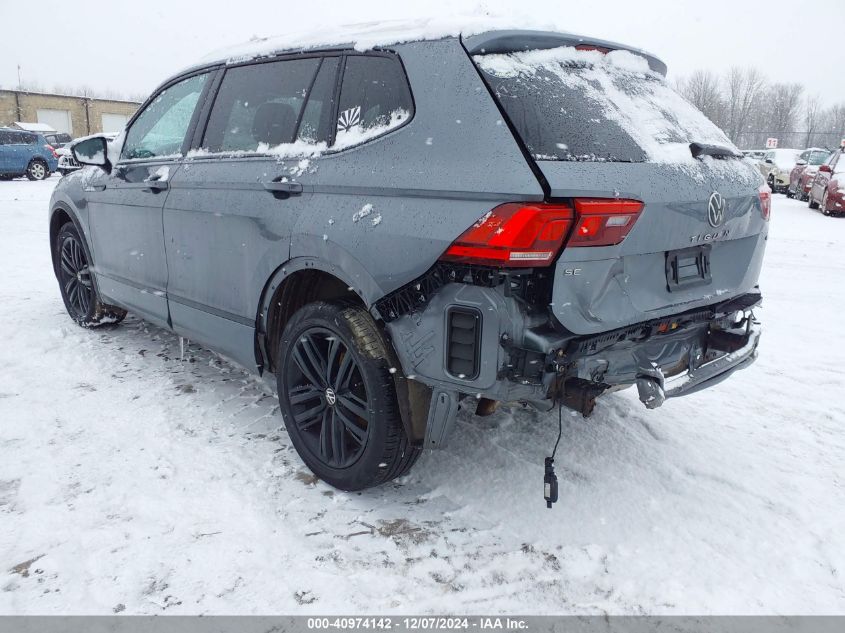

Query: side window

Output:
[0, 131, 11, 145]
[297, 57, 340, 144]
[202, 58, 320, 153]
[834, 152, 845, 174]
[122, 73, 209, 160]
[334, 54, 413, 149]
[19, 133, 37, 145]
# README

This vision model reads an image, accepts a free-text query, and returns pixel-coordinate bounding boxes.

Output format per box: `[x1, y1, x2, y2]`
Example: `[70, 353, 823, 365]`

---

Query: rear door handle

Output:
[262, 179, 303, 199]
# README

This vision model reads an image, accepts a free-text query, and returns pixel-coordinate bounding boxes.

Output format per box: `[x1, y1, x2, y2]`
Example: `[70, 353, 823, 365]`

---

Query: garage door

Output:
[36, 109, 72, 134]
[101, 113, 129, 133]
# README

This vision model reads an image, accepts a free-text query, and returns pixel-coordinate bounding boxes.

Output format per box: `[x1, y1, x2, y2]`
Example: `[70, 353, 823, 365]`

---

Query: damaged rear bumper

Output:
[383, 278, 763, 446]
[552, 292, 762, 414]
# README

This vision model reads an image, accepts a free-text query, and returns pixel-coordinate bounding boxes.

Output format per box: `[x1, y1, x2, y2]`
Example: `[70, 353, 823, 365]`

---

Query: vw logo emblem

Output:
[708, 192, 726, 228]
[325, 387, 337, 406]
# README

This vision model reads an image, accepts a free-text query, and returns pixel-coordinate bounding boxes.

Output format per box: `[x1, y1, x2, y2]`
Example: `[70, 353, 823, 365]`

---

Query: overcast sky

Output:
[2, 0, 843, 105]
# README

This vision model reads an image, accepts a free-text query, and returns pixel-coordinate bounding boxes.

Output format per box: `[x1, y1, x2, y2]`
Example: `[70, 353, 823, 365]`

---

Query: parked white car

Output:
[758, 148, 801, 193]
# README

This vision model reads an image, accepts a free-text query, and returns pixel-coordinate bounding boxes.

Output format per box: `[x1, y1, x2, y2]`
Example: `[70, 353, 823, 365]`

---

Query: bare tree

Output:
[676, 70, 725, 127]
[819, 104, 845, 149]
[724, 67, 766, 145]
[766, 83, 804, 146]
[803, 95, 823, 147]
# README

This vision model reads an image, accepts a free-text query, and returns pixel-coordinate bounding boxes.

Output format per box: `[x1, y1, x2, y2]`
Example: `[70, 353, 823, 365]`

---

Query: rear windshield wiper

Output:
[689, 142, 742, 160]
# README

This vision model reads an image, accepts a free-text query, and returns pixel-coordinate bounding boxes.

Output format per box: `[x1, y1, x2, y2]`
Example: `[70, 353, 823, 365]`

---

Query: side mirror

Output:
[71, 135, 111, 173]
[796, 159, 807, 166]
[764, 159, 774, 164]
[819, 164, 832, 174]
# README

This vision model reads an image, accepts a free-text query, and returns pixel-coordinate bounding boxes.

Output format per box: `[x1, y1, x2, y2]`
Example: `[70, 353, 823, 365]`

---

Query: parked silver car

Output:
[50, 28, 769, 492]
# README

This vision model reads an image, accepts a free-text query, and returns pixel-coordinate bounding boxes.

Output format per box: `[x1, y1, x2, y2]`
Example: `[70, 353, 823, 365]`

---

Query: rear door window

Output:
[122, 72, 210, 160]
[297, 57, 340, 144]
[474, 47, 733, 163]
[202, 58, 320, 153]
[334, 54, 413, 149]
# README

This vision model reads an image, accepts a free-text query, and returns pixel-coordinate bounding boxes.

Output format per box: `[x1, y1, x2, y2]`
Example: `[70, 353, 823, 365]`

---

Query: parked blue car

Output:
[0, 128, 58, 180]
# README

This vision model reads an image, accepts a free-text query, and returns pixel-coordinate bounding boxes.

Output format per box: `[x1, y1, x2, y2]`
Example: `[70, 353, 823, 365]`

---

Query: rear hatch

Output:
[472, 44, 769, 335]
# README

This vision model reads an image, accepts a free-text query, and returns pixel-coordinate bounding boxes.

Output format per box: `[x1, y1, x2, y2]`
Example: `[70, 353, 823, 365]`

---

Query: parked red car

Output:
[787, 148, 831, 200]
[808, 148, 845, 216]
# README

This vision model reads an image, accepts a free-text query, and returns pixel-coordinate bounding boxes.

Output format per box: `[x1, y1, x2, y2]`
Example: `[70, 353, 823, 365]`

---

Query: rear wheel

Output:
[808, 191, 819, 209]
[822, 192, 831, 216]
[277, 301, 420, 491]
[56, 222, 127, 327]
[26, 159, 49, 181]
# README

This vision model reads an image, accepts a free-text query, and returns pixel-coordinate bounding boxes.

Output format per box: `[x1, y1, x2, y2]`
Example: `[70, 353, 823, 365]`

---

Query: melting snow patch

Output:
[352, 204, 374, 223]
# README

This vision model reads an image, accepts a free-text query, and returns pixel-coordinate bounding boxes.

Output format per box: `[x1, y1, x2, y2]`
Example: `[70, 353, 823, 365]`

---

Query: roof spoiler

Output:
[462, 30, 668, 76]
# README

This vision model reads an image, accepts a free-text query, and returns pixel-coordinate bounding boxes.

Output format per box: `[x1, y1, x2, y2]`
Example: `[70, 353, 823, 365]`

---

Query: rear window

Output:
[474, 47, 733, 163]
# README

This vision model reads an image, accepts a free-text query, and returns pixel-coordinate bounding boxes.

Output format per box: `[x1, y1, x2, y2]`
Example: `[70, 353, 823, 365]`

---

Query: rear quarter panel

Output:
[289, 39, 545, 303]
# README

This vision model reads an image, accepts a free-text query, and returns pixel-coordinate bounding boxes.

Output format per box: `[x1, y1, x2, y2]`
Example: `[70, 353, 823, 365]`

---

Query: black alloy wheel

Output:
[277, 301, 420, 491]
[58, 232, 94, 319]
[55, 222, 126, 327]
[285, 326, 371, 469]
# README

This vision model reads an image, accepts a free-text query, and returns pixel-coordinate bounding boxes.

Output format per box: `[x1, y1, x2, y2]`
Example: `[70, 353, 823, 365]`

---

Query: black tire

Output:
[0, 174, 14, 181]
[26, 159, 49, 181]
[821, 192, 830, 216]
[55, 222, 127, 327]
[277, 301, 420, 491]
[808, 194, 819, 210]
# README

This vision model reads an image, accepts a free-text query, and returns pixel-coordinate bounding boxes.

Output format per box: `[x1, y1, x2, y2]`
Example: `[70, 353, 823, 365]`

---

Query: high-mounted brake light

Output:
[440, 198, 644, 268]
[575, 45, 611, 54]
[759, 184, 771, 221]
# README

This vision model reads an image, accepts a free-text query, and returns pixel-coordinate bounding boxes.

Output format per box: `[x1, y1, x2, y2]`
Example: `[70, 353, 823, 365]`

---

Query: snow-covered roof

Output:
[195, 16, 664, 74]
[13, 121, 55, 133]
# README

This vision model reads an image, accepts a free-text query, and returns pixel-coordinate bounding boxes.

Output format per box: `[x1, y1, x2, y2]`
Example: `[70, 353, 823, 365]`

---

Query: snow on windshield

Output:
[475, 46, 735, 165]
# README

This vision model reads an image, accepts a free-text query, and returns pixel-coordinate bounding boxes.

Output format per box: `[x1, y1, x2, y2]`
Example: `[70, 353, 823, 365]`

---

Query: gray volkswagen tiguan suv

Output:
[51, 28, 769, 492]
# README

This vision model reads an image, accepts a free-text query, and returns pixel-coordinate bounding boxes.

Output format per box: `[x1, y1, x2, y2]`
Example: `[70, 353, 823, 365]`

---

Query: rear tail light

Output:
[440, 202, 574, 267]
[440, 198, 644, 268]
[759, 184, 771, 221]
[570, 199, 644, 246]
[45, 144, 58, 159]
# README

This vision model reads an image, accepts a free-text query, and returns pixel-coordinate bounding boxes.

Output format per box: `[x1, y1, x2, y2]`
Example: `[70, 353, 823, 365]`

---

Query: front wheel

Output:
[277, 301, 420, 491]
[56, 222, 127, 327]
[26, 159, 49, 181]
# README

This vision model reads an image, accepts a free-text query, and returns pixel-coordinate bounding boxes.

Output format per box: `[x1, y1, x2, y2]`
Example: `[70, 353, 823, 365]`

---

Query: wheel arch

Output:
[49, 203, 92, 281]
[256, 258, 373, 375]
[255, 257, 429, 446]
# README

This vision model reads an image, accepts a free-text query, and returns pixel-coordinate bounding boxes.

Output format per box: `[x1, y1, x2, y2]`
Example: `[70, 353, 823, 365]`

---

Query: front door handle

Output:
[262, 179, 303, 199]
[142, 173, 169, 193]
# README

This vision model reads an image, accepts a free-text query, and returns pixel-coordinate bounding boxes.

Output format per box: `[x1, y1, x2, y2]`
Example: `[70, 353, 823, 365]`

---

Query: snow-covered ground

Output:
[0, 177, 843, 615]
